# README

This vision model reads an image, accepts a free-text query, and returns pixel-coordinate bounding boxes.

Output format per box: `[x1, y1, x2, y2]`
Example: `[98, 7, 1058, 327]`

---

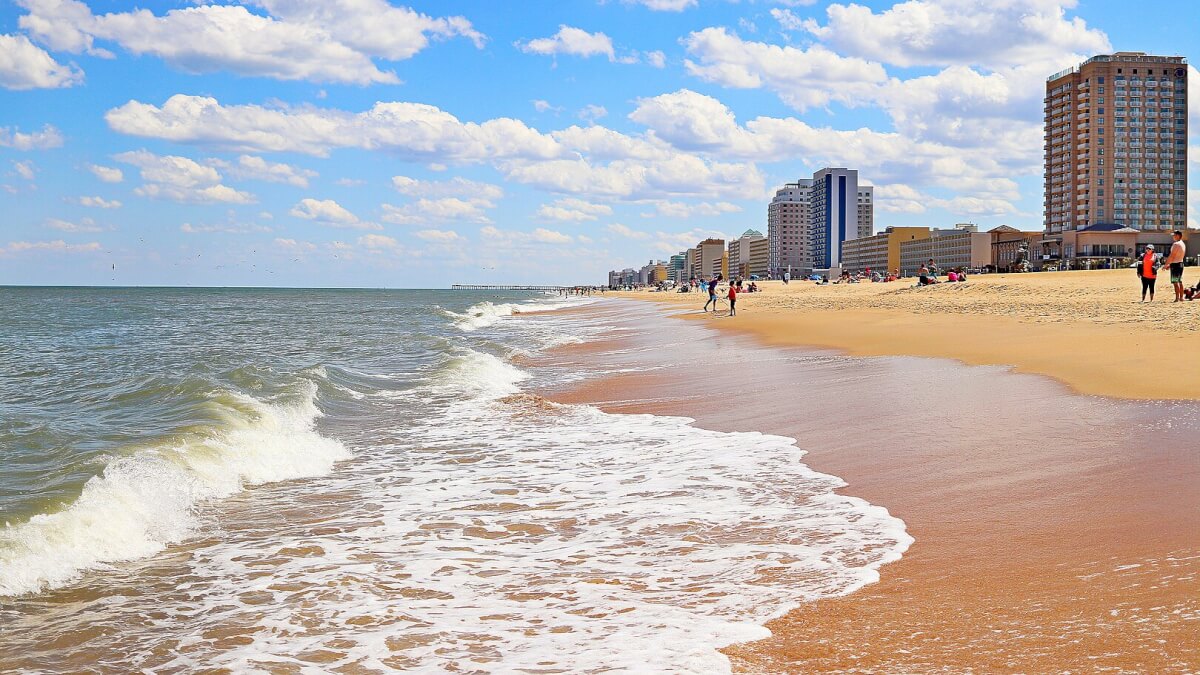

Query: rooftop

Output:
[1048, 52, 1187, 81]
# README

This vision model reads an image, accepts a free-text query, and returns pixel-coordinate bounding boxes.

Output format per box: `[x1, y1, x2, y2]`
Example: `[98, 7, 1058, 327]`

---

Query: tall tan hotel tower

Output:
[1044, 52, 1188, 257]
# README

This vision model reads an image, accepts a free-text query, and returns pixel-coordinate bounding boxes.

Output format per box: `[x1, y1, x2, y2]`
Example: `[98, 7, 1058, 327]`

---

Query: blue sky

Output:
[1, 0, 1197, 287]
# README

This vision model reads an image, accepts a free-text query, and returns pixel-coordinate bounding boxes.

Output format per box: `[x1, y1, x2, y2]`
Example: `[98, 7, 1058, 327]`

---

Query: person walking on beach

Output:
[1139, 244, 1158, 303]
[727, 281, 737, 316]
[1164, 230, 1187, 302]
[703, 274, 720, 312]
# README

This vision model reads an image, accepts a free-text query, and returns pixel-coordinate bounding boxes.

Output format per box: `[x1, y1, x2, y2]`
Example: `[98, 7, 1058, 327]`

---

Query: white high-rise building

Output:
[767, 169, 873, 275]
[767, 179, 812, 276]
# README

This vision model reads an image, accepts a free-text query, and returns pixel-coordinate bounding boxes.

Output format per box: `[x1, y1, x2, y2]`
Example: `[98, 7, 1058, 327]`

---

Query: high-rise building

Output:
[768, 169, 873, 276]
[1044, 52, 1188, 260]
[811, 168, 866, 271]
[857, 186, 874, 239]
[728, 229, 769, 278]
[694, 238, 726, 279]
[767, 179, 812, 276]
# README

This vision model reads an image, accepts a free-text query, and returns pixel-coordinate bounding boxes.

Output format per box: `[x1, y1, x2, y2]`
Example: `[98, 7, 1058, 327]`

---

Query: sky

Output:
[1, 0, 1198, 287]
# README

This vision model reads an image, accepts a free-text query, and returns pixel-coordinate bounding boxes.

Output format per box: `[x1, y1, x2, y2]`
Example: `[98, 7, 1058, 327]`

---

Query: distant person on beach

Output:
[927, 259, 939, 278]
[917, 264, 937, 286]
[727, 282, 737, 316]
[1164, 230, 1186, 302]
[1139, 244, 1158, 302]
[783, 271, 791, 285]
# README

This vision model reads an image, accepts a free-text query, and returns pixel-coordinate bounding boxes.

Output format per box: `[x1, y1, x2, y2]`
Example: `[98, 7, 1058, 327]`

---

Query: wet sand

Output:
[611, 269, 1200, 400]
[542, 299, 1200, 672]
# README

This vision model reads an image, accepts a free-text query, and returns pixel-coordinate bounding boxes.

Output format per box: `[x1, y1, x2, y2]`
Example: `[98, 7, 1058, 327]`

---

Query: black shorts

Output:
[1170, 263, 1184, 283]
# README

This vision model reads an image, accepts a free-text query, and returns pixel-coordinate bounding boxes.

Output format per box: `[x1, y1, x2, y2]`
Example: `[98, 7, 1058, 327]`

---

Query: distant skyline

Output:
[2, 0, 1197, 287]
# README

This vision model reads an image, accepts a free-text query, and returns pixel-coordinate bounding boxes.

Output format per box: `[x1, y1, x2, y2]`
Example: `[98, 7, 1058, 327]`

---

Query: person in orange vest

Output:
[1138, 244, 1158, 303]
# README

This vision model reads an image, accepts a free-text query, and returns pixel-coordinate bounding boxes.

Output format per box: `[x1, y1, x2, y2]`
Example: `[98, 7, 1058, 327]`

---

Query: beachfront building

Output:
[638, 260, 668, 285]
[767, 170, 874, 277]
[1044, 52, 1188, 265]
[767, 179, 813, 277]
[728, 229, 769, 278]
[691, 238, 726, 280]
[989, 225, 1048, 272]
[898, 224, 991, 275]
[669, 253, 687, 283]
[842, 226, 931, 274]
[857, 186, 874, 239]
[811, 168, 870, 273]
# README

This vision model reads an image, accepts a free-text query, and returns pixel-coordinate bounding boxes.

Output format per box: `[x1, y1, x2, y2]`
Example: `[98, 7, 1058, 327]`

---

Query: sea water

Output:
[0, 287, 910, 672]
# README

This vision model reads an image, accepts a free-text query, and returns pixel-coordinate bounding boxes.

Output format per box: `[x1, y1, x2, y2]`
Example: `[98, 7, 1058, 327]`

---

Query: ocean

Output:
[0, 287, 911, 672]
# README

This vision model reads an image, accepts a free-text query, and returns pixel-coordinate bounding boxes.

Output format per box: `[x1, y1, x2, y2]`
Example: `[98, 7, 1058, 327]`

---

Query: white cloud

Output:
[45, 216, 103, 232]
[88, 164, 123, 183]
[358, 233, 401, 249]
[290, 197, 380, 229]
[769, 9, 805, 31]
[107, 94, 767, 203]
[274, 237, 318, 253]
[805, 0, 1110, 70]
[180, 222, 272, 234]
[682, 27, 887, 110]
[16, 0, 484, 84]
[414, 229, 462, 242]
[627, 0, 697, 10]
[391, 175, 504, 200]
[0, 33, 83, 89]
[209, 155, 317, 187]
[12, 160, 35, 180]
[479, 225, 572, 245]
[381, 197, 494, 225]
[645, 200, 741, 218]
[578, 104, 609, 124]
[606, 223, 650, 240]
[0, 124, 63, 150]
[532, 99, 560, 113]
[536, 197, 612, 222]
[106, 94, 563, 161]
[629, 89, 1021, 197]
[74, 195, 122, 209]
[531, 227, 571, 244]
[517, 25, 615, 61]
[645, 50, 666, 68]
[335, 178, 365, 187]
[115, 149, 255, 204]
[1, 239, 101, 256]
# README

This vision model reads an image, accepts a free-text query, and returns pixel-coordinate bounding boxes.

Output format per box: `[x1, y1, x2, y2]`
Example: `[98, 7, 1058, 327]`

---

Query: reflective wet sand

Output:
[545, 299, 1200, 672]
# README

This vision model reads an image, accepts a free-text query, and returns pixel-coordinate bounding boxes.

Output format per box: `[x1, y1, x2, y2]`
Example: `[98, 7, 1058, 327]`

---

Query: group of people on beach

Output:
[694, 273, 757, 317]
[1136, 230, 1192, 303]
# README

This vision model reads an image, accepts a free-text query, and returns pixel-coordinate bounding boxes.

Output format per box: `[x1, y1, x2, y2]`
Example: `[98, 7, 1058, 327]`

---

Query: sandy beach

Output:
[543, 281, 1200, 672]
[613, 269, 1200, 401]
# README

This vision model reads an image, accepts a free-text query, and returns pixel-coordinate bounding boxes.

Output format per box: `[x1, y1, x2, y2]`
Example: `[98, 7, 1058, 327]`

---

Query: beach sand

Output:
[614, 269, 1200, 400]
[543, 284, 1200, 672]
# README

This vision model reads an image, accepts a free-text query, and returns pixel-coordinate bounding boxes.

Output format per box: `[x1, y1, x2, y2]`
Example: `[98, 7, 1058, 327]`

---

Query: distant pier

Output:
[451, 284, 594, 291]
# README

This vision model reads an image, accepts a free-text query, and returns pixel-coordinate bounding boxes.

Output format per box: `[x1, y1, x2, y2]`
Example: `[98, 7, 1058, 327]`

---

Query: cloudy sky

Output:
[1, 0, 1197, 287]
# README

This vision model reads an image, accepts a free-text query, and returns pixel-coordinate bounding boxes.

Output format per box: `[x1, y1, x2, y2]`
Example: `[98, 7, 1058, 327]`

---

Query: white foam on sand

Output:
[130, 348, 911, 673]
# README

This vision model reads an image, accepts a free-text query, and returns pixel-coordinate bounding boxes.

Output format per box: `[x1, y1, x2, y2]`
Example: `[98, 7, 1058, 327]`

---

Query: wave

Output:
[0, 379, 349, 597]
[443, 296, 597, 331]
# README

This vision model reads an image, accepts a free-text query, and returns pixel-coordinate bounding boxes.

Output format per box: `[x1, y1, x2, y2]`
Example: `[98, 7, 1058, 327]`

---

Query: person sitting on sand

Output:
[917, 265, 938, 286]
[957, 268, 968, 282]
[947, 270, 958, 282]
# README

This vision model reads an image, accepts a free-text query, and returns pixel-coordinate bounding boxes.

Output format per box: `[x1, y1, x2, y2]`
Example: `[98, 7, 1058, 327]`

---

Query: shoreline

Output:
[609, 268, 1200, 401]
[539, 296, 1200, 672]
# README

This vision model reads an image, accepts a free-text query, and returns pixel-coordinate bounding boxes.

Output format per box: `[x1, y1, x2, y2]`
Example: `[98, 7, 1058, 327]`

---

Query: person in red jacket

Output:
[727, 282, 737, 316]
[1139, 244, 1158, 303]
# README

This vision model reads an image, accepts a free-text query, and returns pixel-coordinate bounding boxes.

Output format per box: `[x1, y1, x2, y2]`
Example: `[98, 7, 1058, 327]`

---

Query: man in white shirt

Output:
[1163, 230, 1186, 303]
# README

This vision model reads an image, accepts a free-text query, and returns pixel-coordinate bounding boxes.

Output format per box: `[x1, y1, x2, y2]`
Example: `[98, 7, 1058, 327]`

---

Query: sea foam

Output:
[0, 379, 349, 597]
[128, 348, 911, 673]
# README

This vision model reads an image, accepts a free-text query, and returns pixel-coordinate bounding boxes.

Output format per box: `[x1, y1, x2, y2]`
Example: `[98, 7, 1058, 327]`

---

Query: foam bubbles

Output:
[0, 380, 349, 597]
[445, 296, 597, 331]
